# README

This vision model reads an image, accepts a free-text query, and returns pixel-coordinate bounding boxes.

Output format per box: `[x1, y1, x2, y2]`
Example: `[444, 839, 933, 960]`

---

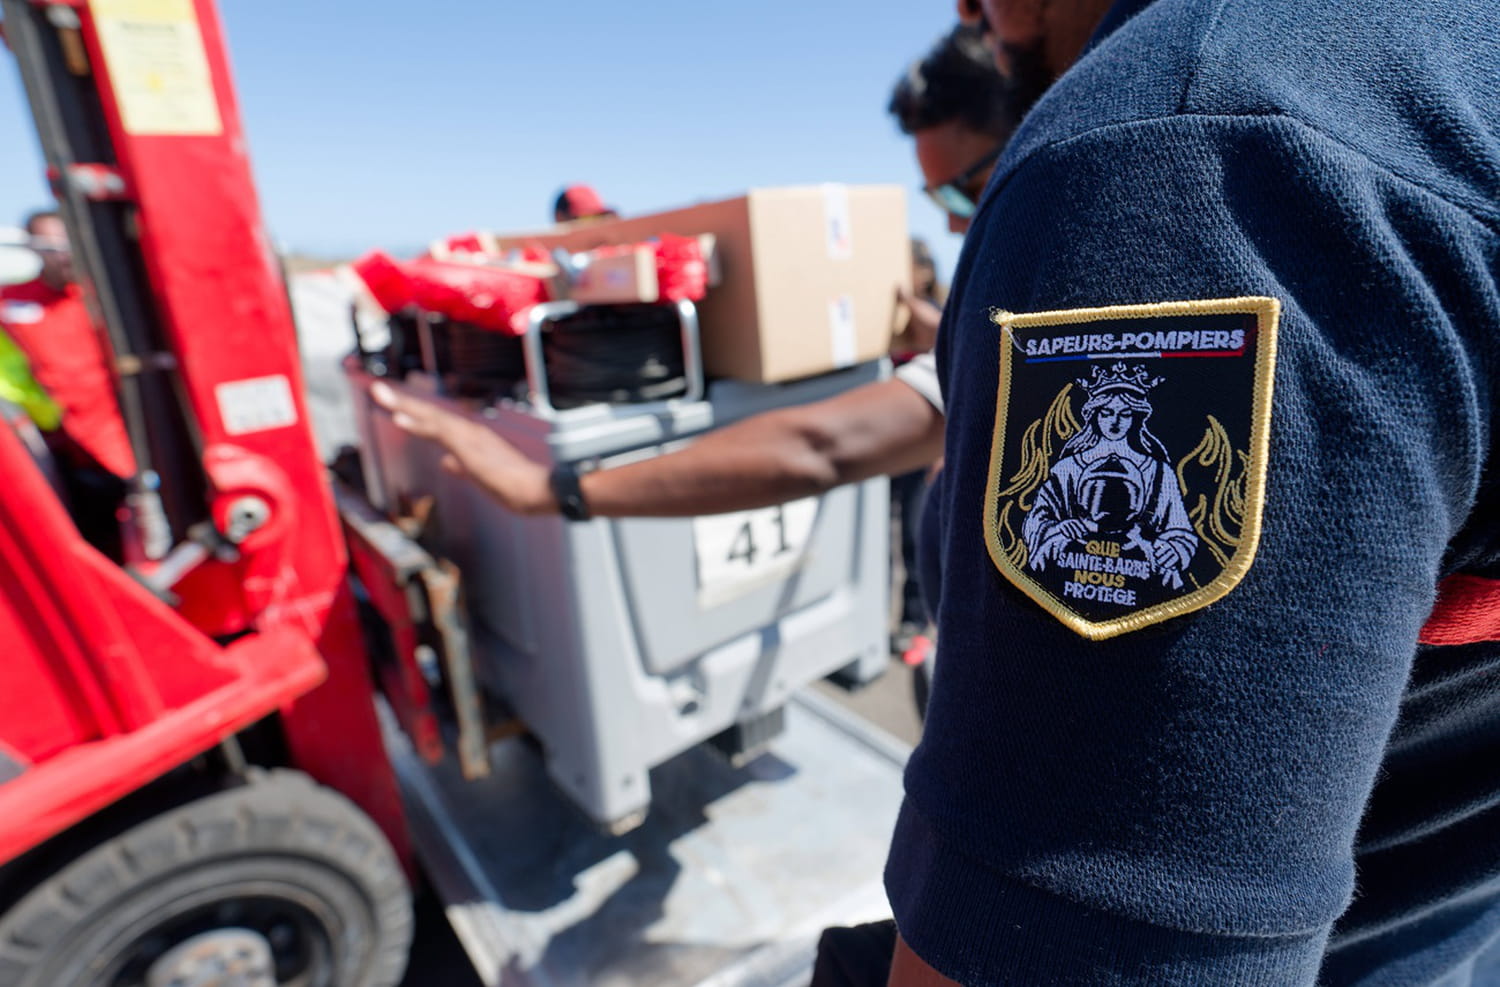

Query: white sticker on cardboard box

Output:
[823, 184, 853, 261]
[829, 295, 858, 368]
[216, 375, 298, 436]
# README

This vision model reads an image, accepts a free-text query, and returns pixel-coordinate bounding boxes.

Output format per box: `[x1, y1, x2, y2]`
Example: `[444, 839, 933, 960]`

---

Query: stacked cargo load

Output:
[344, 185, 908, 828]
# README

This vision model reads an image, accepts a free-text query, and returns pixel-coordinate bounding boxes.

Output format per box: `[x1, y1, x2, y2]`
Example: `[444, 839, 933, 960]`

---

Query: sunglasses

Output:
[923, 145, 1003, 220]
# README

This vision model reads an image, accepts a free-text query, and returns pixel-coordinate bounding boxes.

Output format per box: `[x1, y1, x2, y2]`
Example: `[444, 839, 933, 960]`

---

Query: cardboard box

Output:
[572, 245, 661, 305]
[491, 185, 911, 383]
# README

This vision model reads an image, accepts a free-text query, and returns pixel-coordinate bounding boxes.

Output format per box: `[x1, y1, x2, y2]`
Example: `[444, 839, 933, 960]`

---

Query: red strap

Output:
[1419, 574, 1500, 646]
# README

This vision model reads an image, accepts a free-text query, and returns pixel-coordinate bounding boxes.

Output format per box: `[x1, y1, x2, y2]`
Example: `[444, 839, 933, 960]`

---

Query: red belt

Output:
[1419, 574, 1500, 646]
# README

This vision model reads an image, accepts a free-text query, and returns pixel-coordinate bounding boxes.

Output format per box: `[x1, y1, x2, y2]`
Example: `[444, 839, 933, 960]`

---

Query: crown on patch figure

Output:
[1078, 362, 1163, 397]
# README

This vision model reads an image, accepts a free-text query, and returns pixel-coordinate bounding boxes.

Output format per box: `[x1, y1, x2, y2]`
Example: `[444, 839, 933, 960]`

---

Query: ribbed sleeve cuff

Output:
[884, 801, 1331, 986]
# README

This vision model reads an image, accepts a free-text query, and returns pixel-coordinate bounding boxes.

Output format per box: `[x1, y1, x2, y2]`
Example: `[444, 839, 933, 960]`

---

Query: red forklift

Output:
[0, 2, 906, 985]
[0, 0, 416, 983]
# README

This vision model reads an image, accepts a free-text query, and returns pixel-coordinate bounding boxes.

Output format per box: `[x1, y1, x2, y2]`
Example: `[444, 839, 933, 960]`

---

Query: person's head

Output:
[957, 0, 1116, 114]
[889, 25, 1019, 234]
[553, 184, 615, 225]
[24, 209, 72, 290]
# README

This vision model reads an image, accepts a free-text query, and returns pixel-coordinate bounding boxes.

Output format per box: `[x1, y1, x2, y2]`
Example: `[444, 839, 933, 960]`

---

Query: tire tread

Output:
[0, 770, 411, 987]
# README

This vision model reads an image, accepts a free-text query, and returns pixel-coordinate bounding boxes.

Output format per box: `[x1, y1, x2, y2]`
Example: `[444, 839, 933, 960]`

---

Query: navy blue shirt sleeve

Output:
[886, 113, 1495, 985]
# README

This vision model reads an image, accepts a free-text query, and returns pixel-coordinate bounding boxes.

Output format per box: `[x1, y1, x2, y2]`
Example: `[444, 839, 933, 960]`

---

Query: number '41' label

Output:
[693, 499, 819, 608]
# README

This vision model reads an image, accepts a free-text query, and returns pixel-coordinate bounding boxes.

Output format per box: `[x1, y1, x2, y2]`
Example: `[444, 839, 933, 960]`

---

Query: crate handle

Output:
[522, 300, 703, 420]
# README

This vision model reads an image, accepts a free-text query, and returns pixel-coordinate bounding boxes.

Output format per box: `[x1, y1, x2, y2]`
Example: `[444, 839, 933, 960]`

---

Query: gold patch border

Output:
[984, 296, 1280, 641]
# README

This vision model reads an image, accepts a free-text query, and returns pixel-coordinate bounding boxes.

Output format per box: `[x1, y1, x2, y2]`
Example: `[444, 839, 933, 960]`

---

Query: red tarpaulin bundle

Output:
[351, 233, 707, 333]
[350, 251, 551, 335]
[650, 234, 709, 302]
[350, 250, 414, 313]
[404, 258, 550, 335]
[436, 232, 487, 257]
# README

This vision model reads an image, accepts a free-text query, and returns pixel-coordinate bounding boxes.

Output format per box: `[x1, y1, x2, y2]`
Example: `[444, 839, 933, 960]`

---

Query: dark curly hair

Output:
[888, 25, 1017, 140]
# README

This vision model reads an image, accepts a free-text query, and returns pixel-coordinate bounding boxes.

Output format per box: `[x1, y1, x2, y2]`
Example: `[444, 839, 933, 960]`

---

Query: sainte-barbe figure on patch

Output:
[1023, 363, 1198, 587]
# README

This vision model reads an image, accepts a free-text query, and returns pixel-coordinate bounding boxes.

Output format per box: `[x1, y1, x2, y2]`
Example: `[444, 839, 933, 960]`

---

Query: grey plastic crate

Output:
[347, 359, 890, 826]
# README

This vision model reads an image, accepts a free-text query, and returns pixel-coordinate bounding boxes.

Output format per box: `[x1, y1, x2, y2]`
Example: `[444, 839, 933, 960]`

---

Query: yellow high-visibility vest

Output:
[0, 327, 61, 431]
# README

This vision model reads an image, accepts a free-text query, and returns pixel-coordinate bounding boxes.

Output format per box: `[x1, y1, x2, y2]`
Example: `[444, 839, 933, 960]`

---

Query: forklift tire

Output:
[0, 769, 412, 987]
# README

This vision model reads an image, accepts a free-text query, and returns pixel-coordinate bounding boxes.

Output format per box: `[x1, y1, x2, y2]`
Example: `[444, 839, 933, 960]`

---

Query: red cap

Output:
[560, 184, 608, 220]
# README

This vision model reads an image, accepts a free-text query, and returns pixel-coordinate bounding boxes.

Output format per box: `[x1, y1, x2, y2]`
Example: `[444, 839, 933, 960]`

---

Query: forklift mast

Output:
[0, 0, 405, 859]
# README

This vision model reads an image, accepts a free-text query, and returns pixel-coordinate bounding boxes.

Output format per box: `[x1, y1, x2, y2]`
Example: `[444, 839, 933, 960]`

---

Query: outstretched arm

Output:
[370, 376, 943, 518]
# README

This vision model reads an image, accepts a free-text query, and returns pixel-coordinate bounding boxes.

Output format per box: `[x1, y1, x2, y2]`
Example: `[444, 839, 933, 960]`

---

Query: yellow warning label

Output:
[91, 0, 222, 136]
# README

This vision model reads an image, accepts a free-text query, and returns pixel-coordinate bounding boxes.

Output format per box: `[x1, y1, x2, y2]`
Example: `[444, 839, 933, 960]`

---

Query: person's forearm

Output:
[377, 376, 944, 519]
[581, 409, 844, 517]
[580, 378, 943, 518]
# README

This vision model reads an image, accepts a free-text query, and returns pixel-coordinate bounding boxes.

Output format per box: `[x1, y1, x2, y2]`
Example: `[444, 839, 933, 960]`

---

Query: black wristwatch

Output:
[550, 462, 592, 522]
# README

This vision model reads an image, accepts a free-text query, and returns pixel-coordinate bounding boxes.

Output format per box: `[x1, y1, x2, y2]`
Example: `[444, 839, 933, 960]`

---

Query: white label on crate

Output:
[93, 0, 223, 137]
[216, 375, 298, 436]
[694, 498, 819, 608]
[829, 294, 858, 368]
[823, 184, 853, 261]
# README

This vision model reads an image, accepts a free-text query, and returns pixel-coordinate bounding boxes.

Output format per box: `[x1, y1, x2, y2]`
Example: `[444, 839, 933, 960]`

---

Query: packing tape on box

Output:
[829, 294, 857, 368]
[822, 184, 853, 262]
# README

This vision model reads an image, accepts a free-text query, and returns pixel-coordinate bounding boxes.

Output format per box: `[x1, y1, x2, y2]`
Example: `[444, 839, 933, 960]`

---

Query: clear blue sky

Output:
[0, 0, 964, 280]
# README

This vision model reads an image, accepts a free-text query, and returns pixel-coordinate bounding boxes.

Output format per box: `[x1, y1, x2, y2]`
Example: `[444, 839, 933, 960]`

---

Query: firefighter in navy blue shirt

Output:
[884, 0, 1500, 985]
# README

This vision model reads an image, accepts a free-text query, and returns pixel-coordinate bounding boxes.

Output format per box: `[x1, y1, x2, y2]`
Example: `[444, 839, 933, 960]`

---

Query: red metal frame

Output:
[341, 514, 445, 767]
[0, 424, 325, 861]
[0, 0, 408, 865]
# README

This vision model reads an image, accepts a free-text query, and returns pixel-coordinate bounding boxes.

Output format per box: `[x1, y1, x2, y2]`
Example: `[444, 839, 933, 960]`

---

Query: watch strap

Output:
[550, 462, 592, 521]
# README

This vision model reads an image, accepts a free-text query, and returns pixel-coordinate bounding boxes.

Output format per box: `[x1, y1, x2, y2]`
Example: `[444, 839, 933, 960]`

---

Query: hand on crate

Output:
[369, 382, 556, 515]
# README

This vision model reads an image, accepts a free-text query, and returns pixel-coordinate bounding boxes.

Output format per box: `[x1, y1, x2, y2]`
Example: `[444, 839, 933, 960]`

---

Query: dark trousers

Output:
[891, 469, 929, 629]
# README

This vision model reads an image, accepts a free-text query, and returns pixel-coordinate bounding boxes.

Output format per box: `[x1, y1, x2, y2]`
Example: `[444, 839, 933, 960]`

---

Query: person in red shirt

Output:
[0, 210, 136, 554]
[0, 210, 134, 479]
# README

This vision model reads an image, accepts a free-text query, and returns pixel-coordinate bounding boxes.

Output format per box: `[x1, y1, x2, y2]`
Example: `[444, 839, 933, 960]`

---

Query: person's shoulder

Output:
[994, 0, 1214, 166]
[1193, 0, 1500, 212]
[1002, 0, 1500, 223]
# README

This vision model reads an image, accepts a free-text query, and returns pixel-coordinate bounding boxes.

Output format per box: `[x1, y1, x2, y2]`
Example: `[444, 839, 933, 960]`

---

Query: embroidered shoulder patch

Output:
[985, 297, 1278, 640]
